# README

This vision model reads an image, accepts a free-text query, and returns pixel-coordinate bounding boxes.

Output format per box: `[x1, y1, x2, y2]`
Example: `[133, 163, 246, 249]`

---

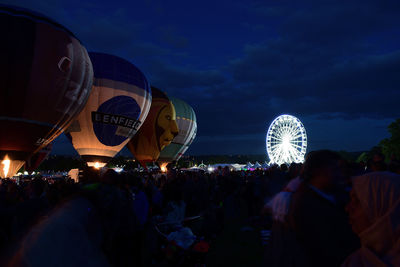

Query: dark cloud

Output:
[3, 0, 400, 155]
[184, 1, 400, 154]
[229, 46, 400, 118]
[226, 0, 400, 124]
[158, 26, 189, 49]
[148, 61, 226, 90]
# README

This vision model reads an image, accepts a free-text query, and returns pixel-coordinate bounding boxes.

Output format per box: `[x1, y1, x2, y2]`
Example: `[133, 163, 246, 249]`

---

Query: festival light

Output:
[114, 167, 123, 173]
[159, 162, 168, 173]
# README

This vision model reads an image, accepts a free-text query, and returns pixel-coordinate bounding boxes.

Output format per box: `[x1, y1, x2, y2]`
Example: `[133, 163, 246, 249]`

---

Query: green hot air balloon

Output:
[158, 97, 197, 170]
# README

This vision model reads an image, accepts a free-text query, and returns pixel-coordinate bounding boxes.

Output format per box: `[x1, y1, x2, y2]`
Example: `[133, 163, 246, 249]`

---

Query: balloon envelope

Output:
[67, 52, 152, 167]
[158, 97, 197, 164]
[0, 5, 93, 178]
[25, 143, 53, 172]
[127, 87, 178, 166]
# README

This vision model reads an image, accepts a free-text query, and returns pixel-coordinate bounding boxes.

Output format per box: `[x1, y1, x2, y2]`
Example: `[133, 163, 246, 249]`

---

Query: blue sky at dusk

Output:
[3, 0, 400, 155]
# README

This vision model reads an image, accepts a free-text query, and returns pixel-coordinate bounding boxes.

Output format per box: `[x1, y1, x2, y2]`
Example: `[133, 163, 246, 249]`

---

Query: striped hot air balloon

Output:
[0, 5, 93, 178]
[66, 53, 151, 168]
[127, 87, 178, 168]
[158, 97, 197, 170]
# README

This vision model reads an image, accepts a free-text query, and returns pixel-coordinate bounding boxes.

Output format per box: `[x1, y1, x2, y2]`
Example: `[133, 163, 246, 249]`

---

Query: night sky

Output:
[4, 0, 400, 155]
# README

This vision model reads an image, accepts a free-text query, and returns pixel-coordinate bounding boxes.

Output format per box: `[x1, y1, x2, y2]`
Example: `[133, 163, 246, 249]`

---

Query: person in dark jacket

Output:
[288, 150, 359, 267]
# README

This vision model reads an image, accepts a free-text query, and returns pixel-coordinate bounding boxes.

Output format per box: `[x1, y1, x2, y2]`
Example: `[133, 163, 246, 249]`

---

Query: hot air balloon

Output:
[158, 97, 197, 170]
[0, 5, 93, 178]
[66, 53, 152, 168]
[25, 143, 53, 173]
[127, 87, 178, 167]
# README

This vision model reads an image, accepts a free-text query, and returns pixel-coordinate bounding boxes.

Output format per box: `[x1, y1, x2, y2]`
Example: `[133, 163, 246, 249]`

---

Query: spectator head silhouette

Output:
[303, 150, 343, 192]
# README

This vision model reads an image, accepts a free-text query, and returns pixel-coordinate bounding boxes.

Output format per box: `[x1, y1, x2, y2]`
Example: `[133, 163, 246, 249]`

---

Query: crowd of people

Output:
[265, 150, 400, 267]
[0, 150, 398, 266]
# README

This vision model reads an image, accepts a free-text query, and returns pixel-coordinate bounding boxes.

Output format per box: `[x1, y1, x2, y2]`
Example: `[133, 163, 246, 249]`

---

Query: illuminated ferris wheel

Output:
[266, 114, 307, 165]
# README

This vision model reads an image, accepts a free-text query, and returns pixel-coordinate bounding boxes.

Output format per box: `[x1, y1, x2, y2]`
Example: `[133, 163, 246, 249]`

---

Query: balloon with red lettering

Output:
[0, 5, 93, 178]
[127, 87, 178, 167]
[66, 52, 152, 168]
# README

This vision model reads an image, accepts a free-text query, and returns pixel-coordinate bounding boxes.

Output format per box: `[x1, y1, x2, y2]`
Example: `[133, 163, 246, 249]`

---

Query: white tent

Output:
[211, 163, 230, 169]
[254, 161, 262, 168]
[246, 162, 254, 169]
[186, 166, 204, 172]
[208, 163, 245, 172]
[198, 162, 207, 169]
[231, 163, 246, 170]
[262, 161, 269, 169]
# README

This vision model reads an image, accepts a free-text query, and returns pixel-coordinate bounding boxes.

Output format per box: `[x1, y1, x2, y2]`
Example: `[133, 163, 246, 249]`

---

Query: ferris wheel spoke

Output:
[290, 128, 301, 139]
[289, 125, 296, 135]
[290, 143, 304, 150]
[270, 144, 279, 154]
[271, 150, 279, 163]
[270, 147, 280, 163]
[276, 147, 284, 163]
[274, 145, 283, 160]
[290, 140, 303, 145]
[274, 130, 281, 140]
[271, 141, 283, 146]
[291, 133, 304, 140]
[270, 136, 283, 142]
[292, 127, 301, 137]
[286, 150, 293, 163]
[272, 145, 281, 156]
[288, 145, 300, 161]
[277, 126, 285, 138]
[270, 138, 280, 143]
[287, 150, 295, 163]
[287, 123, 297, 135]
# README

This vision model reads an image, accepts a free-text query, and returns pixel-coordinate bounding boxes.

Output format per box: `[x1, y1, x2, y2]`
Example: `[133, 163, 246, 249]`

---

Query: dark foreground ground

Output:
[206, 199, 264, 267]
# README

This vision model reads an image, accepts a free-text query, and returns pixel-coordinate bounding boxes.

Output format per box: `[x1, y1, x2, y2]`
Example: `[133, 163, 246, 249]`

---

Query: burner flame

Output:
[2, 157, 11, 178]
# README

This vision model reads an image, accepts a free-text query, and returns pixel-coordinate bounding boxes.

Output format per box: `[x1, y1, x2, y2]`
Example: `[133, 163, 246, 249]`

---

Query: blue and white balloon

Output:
[67, 52, 151, 167]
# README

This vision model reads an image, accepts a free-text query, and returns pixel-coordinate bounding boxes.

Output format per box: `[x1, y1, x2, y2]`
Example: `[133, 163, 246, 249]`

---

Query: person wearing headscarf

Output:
[343, 171, 400, 266]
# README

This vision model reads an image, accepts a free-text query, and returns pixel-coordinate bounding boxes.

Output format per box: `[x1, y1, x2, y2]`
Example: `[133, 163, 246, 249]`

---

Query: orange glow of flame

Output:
[88, 161, 106, 169]
[2, 157, 10, 178]
[161, 166, 167, 172]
